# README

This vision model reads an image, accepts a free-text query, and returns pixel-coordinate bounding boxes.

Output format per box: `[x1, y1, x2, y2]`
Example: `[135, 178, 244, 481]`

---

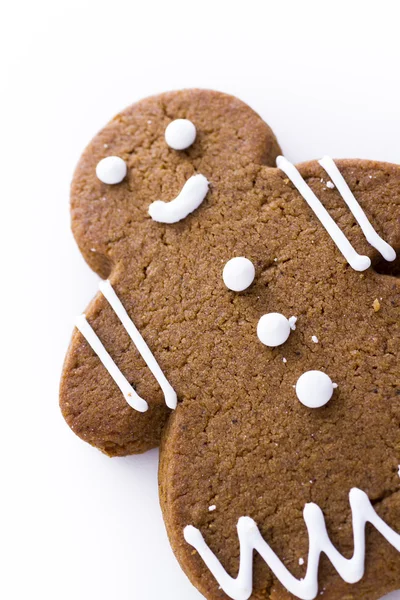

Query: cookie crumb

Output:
[373, 298, 381, 312]
[208, 505, 216, 512]
[326, 181, 335, 189]
[311, 335, 318, 343]
[299, 557, 304, 565]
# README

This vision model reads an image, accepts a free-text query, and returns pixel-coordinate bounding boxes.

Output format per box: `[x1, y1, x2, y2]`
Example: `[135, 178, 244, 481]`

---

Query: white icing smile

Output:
[148, 174, 209, 223]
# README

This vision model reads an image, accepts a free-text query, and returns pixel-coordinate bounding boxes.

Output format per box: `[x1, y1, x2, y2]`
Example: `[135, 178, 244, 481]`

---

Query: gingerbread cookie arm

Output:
[60, 280, 173, 456]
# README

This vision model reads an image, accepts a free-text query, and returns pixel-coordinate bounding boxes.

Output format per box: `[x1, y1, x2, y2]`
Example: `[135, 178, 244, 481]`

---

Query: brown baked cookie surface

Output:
[60, 89, 400, 599]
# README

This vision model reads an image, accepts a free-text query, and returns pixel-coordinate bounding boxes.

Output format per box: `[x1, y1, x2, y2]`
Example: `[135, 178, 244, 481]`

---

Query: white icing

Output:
[165, 119, 196, 150]
[148, 174, 209, 223]
[288, 316, 297, 331]
[209, 505, 216, 512]
[296, 370, 335, 408]
[223, 257, 255, 292]
[75, 314, 148, 412]
[276, 156, 371, 272]
[257, 313, 292, 348]
[99, 280, 177, 409]
[311, 335, 318, 344]
[299, 557, 304, 566]
[96, 156, 127, 184]
[326, 181, 335, 189]
[184, 488, 400, 600]
[318, 156, 396, 263]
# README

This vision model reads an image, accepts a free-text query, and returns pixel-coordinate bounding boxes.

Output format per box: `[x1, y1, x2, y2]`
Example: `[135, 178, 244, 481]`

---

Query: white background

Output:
[1, 1, 399, 599]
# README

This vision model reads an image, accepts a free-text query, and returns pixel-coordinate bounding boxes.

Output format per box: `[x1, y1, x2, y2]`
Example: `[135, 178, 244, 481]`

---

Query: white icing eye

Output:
[296, 370, 337, 408]
[257, 313, 295, 347]
[223, 257, 255, 292]
[96, 156, 127, 184]
[165, 119, 196, 150]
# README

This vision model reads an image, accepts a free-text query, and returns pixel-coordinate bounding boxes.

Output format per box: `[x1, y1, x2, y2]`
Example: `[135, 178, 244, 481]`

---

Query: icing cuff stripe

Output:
[318, 156, 396, 262]
[276, 156, 371, 272]
[184, 488, 400, 600]
[75, 314, 148, 412]
[99, 280, 177, 409]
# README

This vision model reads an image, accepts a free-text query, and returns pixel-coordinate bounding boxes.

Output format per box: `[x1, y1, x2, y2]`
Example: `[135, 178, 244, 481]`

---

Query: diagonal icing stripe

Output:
[318, 156, 396, 262]
[276, 155, 371, 272]
[99, 280, 177, 410]
[75, 314, 149, 412]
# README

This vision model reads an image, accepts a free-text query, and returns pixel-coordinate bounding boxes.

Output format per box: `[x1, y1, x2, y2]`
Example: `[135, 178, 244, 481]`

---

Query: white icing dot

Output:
[296, 370, 336, 408]
[165, 119, 196, 150]
[311, 335, 319, 343]
[223, 257, 255, 292]
[209, 505, 216, 512]
[326, 181, 335, 189]
[257, 313, 292, 348]
[96, 156, 127, 184]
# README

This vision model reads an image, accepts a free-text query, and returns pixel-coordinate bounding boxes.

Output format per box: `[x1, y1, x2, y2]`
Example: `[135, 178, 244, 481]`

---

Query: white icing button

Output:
[165, 119, 196, 150]
[96, 156, 127, 184]
[257, 313, 292, 348]
[296, 370, 335, 408]
[223, 257, 255, 292]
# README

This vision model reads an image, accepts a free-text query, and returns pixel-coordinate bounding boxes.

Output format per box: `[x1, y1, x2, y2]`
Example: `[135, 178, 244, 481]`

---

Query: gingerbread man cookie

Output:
[60, 89, 400, 599]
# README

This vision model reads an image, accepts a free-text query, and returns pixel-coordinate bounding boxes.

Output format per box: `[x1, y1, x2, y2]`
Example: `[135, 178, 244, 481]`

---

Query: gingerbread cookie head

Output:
[60, 90, 400, 599]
